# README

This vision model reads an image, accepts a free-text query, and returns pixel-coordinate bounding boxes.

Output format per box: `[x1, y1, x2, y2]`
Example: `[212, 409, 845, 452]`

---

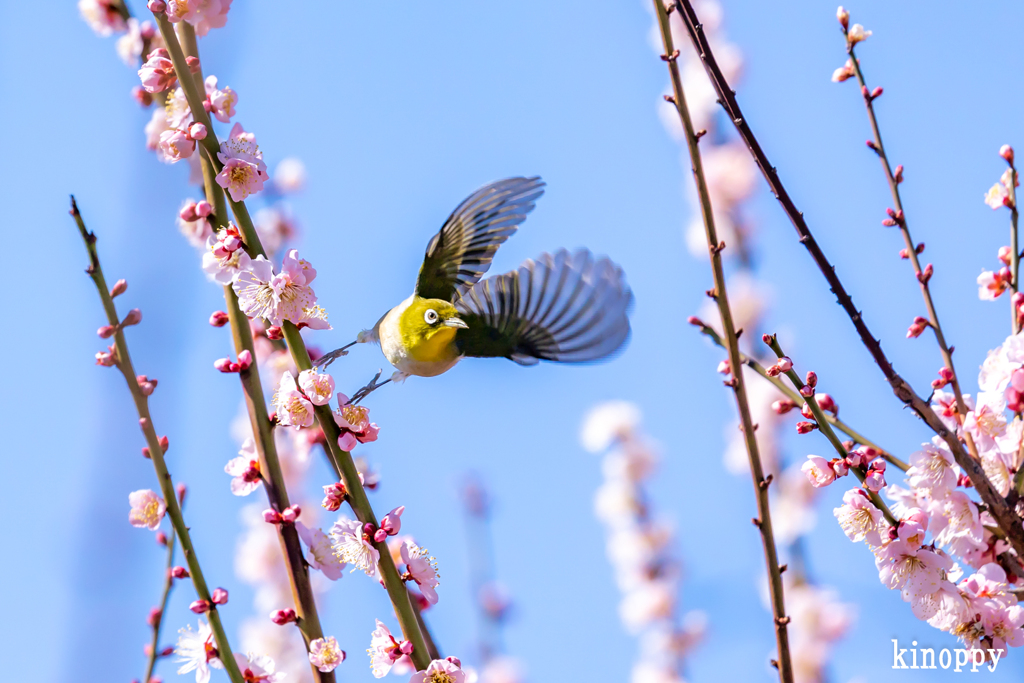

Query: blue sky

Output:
[2, 1, 1024, 681]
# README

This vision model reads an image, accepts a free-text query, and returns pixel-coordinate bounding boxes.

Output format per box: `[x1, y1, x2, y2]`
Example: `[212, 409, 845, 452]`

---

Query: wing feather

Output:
[415, 177, 545, 302]
[455, 249, 633, 364]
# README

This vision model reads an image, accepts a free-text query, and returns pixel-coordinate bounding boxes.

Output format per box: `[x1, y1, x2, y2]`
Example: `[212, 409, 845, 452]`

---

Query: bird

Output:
[318, 176, 633, 384]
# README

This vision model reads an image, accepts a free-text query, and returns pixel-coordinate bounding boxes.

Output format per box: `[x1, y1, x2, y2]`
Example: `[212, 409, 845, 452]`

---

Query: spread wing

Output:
[454, 249, 633, 364]
[415, 177, 546, 302]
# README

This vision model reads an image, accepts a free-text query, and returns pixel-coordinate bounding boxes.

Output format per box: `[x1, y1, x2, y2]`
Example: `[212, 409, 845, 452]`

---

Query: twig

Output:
[152, 11, 433, 668]
[71, 197, 245, 683]
[174, 22, 336, 682]
[844, 38, 980, 463]
[691, 319, 907, 471]
[652, 3, 793, 681]
[668, 0, 1024, 559]
[143, 523, 178, 683]
[763, 335, 898, 526]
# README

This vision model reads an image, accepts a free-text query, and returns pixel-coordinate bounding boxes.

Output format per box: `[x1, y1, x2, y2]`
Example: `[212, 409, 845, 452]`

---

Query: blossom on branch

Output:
[129, 489, 166, 530]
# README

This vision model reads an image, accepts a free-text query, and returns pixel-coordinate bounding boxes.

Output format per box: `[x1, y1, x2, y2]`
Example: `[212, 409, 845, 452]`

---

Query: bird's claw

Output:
[346, 369, 393, 405]
[314, 340, 358, 370]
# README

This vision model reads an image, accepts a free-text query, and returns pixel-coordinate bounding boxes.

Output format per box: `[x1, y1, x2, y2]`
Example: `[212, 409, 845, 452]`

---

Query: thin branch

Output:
[668, 0, 1024, 559]
[844, 39, 980, 463]
[174, 21, 336, 682]
[152, 11, 433, 668]
[691, 319, 907, 471]
[653, 3, 793, 680]
[143, 523, 178, 683]
[763, 335, 898, 526]
[71, 197, 245, 683]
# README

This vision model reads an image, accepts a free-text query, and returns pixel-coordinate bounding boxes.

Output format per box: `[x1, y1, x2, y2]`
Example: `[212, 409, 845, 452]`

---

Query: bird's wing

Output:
[454, 249, 632, 364]
[415, 177, 546, 302]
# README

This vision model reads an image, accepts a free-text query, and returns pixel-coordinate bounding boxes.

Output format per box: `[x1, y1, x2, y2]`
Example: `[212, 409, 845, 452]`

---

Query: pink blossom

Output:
[215, 123, 269, 201]
[863, 461, 887, 492]
[201, 224, 251, 284]
[963, 392, 1008, 451]
[933, 491, 985, 559]
[801, 455, 836, 488]
[129, 489, 166, 530]
[330, 517, 380, 575]
[401, 540, 440, 605]
[978, 268, 1012, 301]
[272, 371, 315, 428]
[232, 652, 284, 683]
[369, 619, 412, 678]
[158, 128, 196, 162]
[139, 49, 176, 93]
[224, 437, 262, 496]
[296, 521, 346, 580]
[333, 396, 380, 451]
[376, 506, 404, 542]
[79, 0, 127, 36]
[233, 251, 326, 327]
[907, 438, 958, 496]
[409, 658, 467, 683]
[164, 87, 192, 129]
[298, 368, 335, 406]
[166, 0, 232, 37]
[307, 635, 345, 673]
[175, 618, 223, 683]
[178, 200, 213, 249]
[117, 18, 161, 66]
[204, 75, 238, 123]
[833, 488, 884, 546]
[831, 58, 855, 82]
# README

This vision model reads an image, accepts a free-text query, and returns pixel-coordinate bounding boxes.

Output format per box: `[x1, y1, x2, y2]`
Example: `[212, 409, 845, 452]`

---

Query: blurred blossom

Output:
[79, 0, 127, 37]
[254, 206, 299, 257]
[580, 400, 641, 453]
[274, 158, 308, 194]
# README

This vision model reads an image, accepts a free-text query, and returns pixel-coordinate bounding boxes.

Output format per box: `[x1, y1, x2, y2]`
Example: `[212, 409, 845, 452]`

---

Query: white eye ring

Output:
[424, 309, 439, 324]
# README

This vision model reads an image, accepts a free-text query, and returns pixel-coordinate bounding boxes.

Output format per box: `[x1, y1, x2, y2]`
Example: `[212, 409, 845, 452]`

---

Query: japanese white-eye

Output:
[322, 177, 633, 379]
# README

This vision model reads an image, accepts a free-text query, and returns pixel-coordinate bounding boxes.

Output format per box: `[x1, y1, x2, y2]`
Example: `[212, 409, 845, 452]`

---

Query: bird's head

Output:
[400, 297, 468, 347]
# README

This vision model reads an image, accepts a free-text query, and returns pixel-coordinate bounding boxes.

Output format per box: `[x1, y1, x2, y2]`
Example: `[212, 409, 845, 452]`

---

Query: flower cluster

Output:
[272, 368, 335, 428]
[233, 249, 330, 329]
[582, 402, 703, 682]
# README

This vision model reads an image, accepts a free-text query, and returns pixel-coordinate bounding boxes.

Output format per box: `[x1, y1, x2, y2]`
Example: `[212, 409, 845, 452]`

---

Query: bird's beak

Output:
[444, 316, 468, 329]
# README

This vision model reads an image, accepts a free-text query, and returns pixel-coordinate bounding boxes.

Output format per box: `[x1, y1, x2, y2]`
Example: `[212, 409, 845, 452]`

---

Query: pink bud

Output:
[159, 435, 169, 453]
[687, 316, 704, 327]
[816, 393, 838, 415]
[800, 402, 814, 419]
[918, 263, 934, 284]
[374, 529, 388, 543]
[771, 399, 797, 415]
[209, 311, 230, 328]
[211, 588, 229, 605]
[400, 640, 415, 655]
[137, 375, 158, 396]
[142, 446, 151, 459]
[716, 359, 731, 375]
[270, 608, 297, 625]
[131, 85, 153, 107]
[805, 371, 817, 388]
[159, 646, 174, 657]
[170, 566, 190, 579]
[237, 350, 253, 370]
[799, 385, 815, 398]
[189, 123, 207, 140]
[194, 200, 213, 217]
[95, 345, 117, 366]
[156, 531, 168, 546]
[122, 309, 143, 327]
[837, 6, 849, 29]
[1001, 145, 1015, 165]
[958, 473, 974, 488]
[176, 482, 187, 503]
[870, 86, 883, 99]
[185, 55, 201, 74]
[321, 482, 347, 511]
[795, 421, 818, 434]
[446, 657, 462, 668]
[906, 316, 929, 338]
[916, 243, 925, 254]
[147, 606, 162, 626]
[263, 509, 283, 524]
[266, 326, 284, 340]
[110, 279, 128, 297]
[97, 325, 117, 339]
[189, 599, 211, 614]
[893, 164, 904, 183]
[831, 458, 850, 477]
[363, 523, 377, 537]
[214, 358, 238, 373]
[281, 505, 301, 523]
[380, 506, 405, 536]
[147, 0, 166, 12]
[776, 357, 793, 373]
[1000, 246, 1013, 266]
[899, 248, 909, 259]
[179, 202, 199, 222]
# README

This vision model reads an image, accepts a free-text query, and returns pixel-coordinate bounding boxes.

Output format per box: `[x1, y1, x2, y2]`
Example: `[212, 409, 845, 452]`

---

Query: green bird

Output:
[320, 177, 632, 382]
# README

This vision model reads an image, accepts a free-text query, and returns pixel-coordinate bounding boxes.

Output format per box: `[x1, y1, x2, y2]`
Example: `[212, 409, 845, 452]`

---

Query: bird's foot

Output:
[314, 340, 358, 370]
[390, 370, 409, 384]
[346, 369, 393, 405]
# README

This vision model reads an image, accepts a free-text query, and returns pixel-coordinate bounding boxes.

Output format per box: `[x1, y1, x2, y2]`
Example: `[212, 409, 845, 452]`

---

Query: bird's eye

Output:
[424, 309, 439, 324]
